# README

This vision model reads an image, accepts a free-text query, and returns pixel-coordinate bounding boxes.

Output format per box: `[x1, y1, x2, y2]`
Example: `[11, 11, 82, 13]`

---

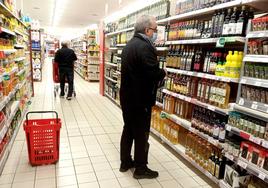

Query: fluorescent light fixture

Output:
[119, 0, 122, 5]
[52, 0, 69, 26]
[105, 3, 108, 15]
[104, 0, 160, 23]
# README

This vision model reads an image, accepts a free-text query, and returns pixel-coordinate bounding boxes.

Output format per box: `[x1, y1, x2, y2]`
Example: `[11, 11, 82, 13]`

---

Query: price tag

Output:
[238, 159, 248, 169]
[254, 138, 261, 145]
[216, 37, 226, 48]
[226, 125, 232, 132]
[186, 97, 191, 102]
[241, 79, 246, 84]
[251, 104, 258, 110]
[255, 81, 262, 87]
[225, 153, 234, 161]
[208, 137, 217, 146]
[258, 172, 266, 180]
[208, 106, 216, 112]
[262, 140, 268, 149]
[239, 98, 244, 105]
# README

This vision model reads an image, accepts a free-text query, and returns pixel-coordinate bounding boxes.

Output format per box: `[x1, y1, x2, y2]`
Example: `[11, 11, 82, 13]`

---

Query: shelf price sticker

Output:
[249, 136, 261, 145]
[225, 153, 234, 161]
[262, 140, 268, 149]
[241, 79, 246, 84]
[258, 172, 266, 180]
[216, 37, 226, 48]
[239, 98, 244, 105]
[255, 81, 262, 87]
[251, 104, 258, 110]
[238, 159, 248, 169]
[208, 106, 216, 112]
[226, 125, 232, 132]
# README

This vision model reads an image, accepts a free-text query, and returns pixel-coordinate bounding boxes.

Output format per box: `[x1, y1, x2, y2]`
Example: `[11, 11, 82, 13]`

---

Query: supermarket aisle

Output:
[0, 58, 217, 188]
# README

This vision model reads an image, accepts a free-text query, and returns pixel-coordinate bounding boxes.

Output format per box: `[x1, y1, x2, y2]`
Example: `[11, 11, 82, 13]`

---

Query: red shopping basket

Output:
[23, 111, 61, 166]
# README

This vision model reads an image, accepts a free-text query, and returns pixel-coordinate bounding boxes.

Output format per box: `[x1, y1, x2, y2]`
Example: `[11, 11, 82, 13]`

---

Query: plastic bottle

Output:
[224, 51, 232, 77]
[230, 51, 239, 78]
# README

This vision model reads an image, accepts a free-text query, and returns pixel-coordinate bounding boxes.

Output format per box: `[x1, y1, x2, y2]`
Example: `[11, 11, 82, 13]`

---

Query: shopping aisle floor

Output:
[0, 58, 217, 188]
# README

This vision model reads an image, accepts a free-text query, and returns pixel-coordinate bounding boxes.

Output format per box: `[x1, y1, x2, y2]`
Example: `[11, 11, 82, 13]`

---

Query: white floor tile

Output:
[95, 170, 116, 181]
[75, 164, 94, 174]
[177, 177, 200, 188]
[159, 180, 183, 188]
[12, 181, 34, 188]
[0, 174, 14, 185]
[98, 179, 121, 188]
[35, 178, 56, 188]
[57, 175, 77, 187]
[79, 182, 100, 188]
[117, 176, 140, 187]
[76, 172, 97, 184]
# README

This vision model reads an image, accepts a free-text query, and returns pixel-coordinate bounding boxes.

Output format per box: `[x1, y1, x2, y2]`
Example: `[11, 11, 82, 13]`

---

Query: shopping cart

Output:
[23, 111, 61, 166]
[52, 60, 76, 98]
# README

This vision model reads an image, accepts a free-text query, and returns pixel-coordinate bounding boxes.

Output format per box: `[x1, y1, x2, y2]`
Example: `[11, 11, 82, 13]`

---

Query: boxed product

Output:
[240, 142, 251, 161]
[224, 165, 251, 188]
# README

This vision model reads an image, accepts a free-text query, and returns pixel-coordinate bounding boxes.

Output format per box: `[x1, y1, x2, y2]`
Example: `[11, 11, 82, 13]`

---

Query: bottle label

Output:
[235, 22, 243, 35]
[213, 126, 220, 137]
[222, 24, 229, 35]
[215, 164, 220, 178]
[219, 129, 226, 140]
[228, 23, 236, 35]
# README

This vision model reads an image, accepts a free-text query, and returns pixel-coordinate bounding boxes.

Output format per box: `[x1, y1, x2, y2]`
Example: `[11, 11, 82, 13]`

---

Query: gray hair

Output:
[61, 41, 68, 48]
[134, 15, 156, 34]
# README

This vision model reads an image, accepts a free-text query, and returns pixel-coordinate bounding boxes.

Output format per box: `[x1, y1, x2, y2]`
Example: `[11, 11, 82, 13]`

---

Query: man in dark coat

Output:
[55, 42, 77, 100]
[119, 15, 166, 179]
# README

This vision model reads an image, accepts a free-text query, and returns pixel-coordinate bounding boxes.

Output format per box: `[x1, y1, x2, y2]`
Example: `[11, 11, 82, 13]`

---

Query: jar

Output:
[252, 19, 258, 31]
[247, 41, 253, 54]
[263, 40, 268, 55]
[233, 145, 240, 157]
[259, 125, 265, 139]
[261, 90, 266, 104]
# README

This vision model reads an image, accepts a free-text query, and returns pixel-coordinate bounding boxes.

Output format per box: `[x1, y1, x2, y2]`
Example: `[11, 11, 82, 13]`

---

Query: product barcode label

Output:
[238, 159, 248, 169]
[226, 125, 232, 132]
[239, 99, 244, 105]
[258, 172, 266, 180]
[251, 104, 258, 110]
[225, 153, 234, 161]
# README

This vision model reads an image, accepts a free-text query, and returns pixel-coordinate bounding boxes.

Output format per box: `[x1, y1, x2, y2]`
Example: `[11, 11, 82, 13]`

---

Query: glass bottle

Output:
[222, 8, 232, 36]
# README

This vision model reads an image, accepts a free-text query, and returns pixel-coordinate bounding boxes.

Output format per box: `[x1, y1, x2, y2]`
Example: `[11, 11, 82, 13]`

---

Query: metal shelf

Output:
[162, 89, 229, 115]
[237, 98, 268, 116]
[105, 76, 117, 83]
[243, 55, 268, 63]
[161, 111, 223, 149]
[157, 0, 242, 24]
[105, 62, 118, 67]
[14, 44, 25, 49]
[0, 83, 20, 112]
[150, 127, 220, 185]
[0, 27, 15, 36]
[224, 154, 268, 184]
[226, 124, 268, 149]
[155, 101, 163, 108]
[16, 68, 26, 76]
[234, 102, 268, 122]
[247, 30, 268, 38]
[106, 27, 134, 37]
[165, 37, 245, 45]
[14, 57, 26, 62]
[166, 68, 240, 83]
[105, 93, 121, 108]
[156, 47, 168, 51]
[116, 44, 126, 47]
[240, 77, 268, 88]
[1, 49, 17, 54]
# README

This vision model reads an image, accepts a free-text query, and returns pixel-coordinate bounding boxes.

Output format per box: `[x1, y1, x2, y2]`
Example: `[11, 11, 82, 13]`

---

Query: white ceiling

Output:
[22, 0, 138, 28]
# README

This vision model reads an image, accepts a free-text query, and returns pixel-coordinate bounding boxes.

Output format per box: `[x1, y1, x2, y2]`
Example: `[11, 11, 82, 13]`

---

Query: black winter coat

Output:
[55, 47, 77, 68]
[120, 33, 166, 109]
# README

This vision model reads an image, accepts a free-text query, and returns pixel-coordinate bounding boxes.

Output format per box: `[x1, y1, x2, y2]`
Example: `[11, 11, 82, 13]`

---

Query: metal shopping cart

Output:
[23, 111, 61, 166]
[52, 60, 76, 98]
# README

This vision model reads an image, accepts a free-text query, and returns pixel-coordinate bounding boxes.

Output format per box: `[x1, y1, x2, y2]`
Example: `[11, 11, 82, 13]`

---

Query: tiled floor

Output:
[0, 58, 218, 188]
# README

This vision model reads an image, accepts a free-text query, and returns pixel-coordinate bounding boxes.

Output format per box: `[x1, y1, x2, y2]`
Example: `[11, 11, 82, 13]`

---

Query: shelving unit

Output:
[101, 0, 268, 187]
[0, 2, 33, 174]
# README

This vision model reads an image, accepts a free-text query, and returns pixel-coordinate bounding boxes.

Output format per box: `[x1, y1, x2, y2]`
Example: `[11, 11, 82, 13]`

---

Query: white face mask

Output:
[151, 32, 158, 43]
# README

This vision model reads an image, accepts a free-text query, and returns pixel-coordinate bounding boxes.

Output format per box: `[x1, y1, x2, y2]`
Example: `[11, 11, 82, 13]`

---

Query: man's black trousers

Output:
[59, 67, 74, 97]
[120, 106, 152, 169]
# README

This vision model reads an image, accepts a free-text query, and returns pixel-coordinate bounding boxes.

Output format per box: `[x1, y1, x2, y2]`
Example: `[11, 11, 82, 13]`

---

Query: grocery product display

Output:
[97, 0, 268, 187]
[31, 29, 42, 81]
[71, 30, 100, 82]
[0, 2, 33, 174]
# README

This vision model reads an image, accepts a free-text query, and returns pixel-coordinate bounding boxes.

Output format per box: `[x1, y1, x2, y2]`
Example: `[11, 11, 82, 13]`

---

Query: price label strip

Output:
[258, 172, 266, 181]
[238, 159, 248, 169]
[239, 98, 244, 106]
[251, 104, 258, 110]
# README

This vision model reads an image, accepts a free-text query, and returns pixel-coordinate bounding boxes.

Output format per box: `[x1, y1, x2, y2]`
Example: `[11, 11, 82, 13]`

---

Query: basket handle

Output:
[26, 111, 59, 125]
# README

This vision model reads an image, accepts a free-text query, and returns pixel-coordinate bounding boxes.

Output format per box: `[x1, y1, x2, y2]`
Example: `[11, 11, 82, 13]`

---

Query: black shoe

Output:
[133, 167, 159, 179]
[60, 93, 65, 98]
[119, 162, 134, 172]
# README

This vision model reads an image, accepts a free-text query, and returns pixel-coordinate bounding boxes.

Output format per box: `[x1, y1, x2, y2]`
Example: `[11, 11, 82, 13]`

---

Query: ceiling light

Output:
[33, 7, 40, 10]
[105, 3, 108, 15]
[52, 0, 69, 27]
[119, 0, 122, 5]
[91, 13, 98, 17]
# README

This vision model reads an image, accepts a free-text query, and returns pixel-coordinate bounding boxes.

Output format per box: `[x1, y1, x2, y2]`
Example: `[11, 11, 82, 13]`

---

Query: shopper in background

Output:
[119, 15, 166, 179]
[55, 41, 77, 100]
